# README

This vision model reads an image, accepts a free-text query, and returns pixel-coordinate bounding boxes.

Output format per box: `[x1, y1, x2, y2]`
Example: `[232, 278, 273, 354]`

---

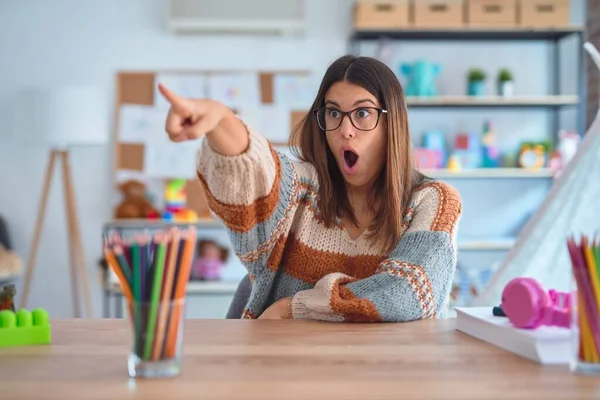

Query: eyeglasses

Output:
[314, 107, 387, 132]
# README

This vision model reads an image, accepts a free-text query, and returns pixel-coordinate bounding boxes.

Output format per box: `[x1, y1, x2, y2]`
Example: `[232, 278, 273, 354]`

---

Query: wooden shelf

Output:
[103, 218, 223, 230]
[351, 27, 584, 41]
[458, 238, 516, 251]
[421, 168, 555, 179]
[406, 95, 578, 108]
[106, 280, 239, 295]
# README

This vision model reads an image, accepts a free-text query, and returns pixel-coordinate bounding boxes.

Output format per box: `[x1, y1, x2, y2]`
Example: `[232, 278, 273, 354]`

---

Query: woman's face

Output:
[322, 81, 387, 191]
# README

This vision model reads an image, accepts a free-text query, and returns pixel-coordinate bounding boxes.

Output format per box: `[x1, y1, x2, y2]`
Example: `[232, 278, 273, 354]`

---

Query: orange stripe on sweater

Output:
[197, 145, 282, 233]
[330, 276, 382, 322]
[283, 233, 385, 284]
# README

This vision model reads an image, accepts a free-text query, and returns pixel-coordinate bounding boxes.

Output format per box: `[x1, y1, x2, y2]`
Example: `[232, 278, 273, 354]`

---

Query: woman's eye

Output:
[327, 109, 341, 118]
[356, 108, 371, 118]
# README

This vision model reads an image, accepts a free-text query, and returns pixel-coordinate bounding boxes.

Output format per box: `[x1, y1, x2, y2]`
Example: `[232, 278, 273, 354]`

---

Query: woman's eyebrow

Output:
[324, 99, 377, 107]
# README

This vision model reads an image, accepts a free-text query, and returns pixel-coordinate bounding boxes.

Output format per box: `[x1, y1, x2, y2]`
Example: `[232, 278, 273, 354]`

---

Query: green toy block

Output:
[0, 308, 51, 347]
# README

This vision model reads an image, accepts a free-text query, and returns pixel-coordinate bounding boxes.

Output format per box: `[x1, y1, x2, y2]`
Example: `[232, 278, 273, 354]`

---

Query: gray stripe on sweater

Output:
[347, 231, 456, 321]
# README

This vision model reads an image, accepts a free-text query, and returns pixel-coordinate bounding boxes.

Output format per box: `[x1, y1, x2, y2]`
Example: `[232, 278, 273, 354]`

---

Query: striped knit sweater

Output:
[197, 127, 462, 322]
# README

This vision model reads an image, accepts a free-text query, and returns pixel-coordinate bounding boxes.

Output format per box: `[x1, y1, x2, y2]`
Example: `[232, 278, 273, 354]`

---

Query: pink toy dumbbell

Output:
[501, 277, 571, 329]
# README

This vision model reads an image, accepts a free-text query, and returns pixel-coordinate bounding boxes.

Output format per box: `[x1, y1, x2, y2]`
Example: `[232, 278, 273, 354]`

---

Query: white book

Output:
[455, 307, 573, 365]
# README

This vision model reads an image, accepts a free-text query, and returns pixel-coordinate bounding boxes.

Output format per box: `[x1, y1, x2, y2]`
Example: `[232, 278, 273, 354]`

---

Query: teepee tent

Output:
[473, 42, 600, 306]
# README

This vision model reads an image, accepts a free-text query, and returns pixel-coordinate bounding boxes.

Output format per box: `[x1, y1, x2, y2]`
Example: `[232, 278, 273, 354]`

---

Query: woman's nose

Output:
[340, 117, 355, 139]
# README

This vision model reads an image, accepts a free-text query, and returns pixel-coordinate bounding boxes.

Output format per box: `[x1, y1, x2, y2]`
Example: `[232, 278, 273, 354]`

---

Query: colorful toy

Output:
[422, 130, 446, 167]
[0, 308, 51, 347]
[400, 60, 441, 97]
[163, 179, 198, 222]
[481, 120, 500, 168]
[452, 132, 481, 169]
[191, 240, 229, 281]
[518, 142, 549, 169]
[0, 284, 16, 312]
[501, 277, 571, 329]
[414, 148, 440, 169]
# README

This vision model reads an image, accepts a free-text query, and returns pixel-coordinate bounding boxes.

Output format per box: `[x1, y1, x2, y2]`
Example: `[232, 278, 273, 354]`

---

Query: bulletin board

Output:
[113, 69, 313, 218]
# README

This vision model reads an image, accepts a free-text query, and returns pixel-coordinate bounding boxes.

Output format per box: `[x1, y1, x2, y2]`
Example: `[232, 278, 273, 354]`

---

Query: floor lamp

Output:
[16, 86, 108, 318]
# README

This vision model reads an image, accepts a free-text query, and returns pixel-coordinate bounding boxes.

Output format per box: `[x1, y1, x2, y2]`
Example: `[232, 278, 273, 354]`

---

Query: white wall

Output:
[0, 0, 585, 318]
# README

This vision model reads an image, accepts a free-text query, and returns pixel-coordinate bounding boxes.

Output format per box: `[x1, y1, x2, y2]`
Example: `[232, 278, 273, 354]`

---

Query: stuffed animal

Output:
[400, 60, 441, 97]
[558, 130, 580, 167]
[0, 284, 16, 312]
[191, 240, 229, 281]
[114, 180, 159, 219]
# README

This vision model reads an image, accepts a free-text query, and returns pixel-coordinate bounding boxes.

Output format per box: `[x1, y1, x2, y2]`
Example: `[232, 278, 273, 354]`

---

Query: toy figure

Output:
[0, 284, 16, 312]
[191, 240, 229, 281]
[481, 120, 500, 168]
[558, 130, 580, 166]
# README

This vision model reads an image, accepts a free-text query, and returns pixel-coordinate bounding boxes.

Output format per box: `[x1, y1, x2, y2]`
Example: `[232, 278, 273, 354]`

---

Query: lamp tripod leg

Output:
[20, 150, 58, 310]
[61, 151, 93, 318]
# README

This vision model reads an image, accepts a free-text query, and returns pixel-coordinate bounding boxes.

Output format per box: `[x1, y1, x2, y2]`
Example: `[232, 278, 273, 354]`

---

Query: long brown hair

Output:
[290, 55, 426, 254]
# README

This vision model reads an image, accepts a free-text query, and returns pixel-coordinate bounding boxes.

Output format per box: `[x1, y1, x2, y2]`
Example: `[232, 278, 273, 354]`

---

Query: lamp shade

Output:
[15, 85, 109, 147]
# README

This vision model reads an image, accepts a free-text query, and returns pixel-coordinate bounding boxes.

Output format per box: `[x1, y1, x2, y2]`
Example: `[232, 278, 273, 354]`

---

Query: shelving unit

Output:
[349, 27, 587, 137]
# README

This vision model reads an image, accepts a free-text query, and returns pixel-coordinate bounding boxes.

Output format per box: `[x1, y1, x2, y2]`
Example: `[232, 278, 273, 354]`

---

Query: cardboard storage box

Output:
[519, 0, 570, 27]
[467, 0, 517, 27]
[414, 0, 464, 28]
[354, 0, 410, 29]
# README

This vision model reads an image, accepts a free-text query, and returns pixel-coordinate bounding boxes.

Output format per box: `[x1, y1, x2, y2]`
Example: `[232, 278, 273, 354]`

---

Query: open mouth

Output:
[343, 150, 359, 169]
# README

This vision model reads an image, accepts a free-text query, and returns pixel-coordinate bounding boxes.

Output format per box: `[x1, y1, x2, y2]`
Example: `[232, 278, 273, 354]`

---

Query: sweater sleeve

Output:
[290, 182, 462, 322]
[196, 124, 303, 278]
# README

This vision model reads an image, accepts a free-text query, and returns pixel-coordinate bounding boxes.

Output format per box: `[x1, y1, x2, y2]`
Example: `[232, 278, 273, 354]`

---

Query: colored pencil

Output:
[568, 235, 600, 364]
[103, 226, 197, 362]
[164, 228, 196, 358]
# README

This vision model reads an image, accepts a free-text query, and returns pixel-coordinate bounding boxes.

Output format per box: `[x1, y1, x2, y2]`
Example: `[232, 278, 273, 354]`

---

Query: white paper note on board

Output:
[273, 74, 317, 109]
[154, 73, 207, 109]
[119, 105, 168, 144]
[143, 138, 201, 179]
[207, 73, 261, 110]
[238, 105, 291, 144]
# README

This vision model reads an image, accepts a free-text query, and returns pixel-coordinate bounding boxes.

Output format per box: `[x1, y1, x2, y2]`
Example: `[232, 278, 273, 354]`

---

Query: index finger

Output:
[157, 83, 194, 115]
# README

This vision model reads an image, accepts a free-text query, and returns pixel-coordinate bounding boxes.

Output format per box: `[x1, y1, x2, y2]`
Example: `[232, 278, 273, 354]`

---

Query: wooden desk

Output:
[1, 319, 599, 399]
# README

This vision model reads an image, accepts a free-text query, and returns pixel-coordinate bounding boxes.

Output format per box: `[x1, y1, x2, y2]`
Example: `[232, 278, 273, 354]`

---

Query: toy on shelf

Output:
[0, 284, 16, 312]
[481, 120, 501, 168]
[518, 141, 550, 169]
[414, 148, 440, 169]
[0, 308, 51, 347]
[422, 130, 446, 167]
[400, 60, 441, 97]
[191, 240, 229, 281]
[547, 131, 580, 176]
[163, 179, 198, 222]
[114, 180, 160, 219]
[451, 132, 481, 169]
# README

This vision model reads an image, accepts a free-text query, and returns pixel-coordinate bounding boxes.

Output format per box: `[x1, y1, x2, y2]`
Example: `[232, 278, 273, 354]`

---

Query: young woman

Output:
[159, 55, 462, 322]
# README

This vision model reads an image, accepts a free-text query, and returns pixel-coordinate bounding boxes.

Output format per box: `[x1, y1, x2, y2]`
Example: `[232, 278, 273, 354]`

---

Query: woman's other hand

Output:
[258, 297, 292, 320]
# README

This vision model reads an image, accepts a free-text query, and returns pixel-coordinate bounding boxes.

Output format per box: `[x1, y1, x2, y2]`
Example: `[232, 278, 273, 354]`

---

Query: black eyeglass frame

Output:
[313, 106, 388, 132]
